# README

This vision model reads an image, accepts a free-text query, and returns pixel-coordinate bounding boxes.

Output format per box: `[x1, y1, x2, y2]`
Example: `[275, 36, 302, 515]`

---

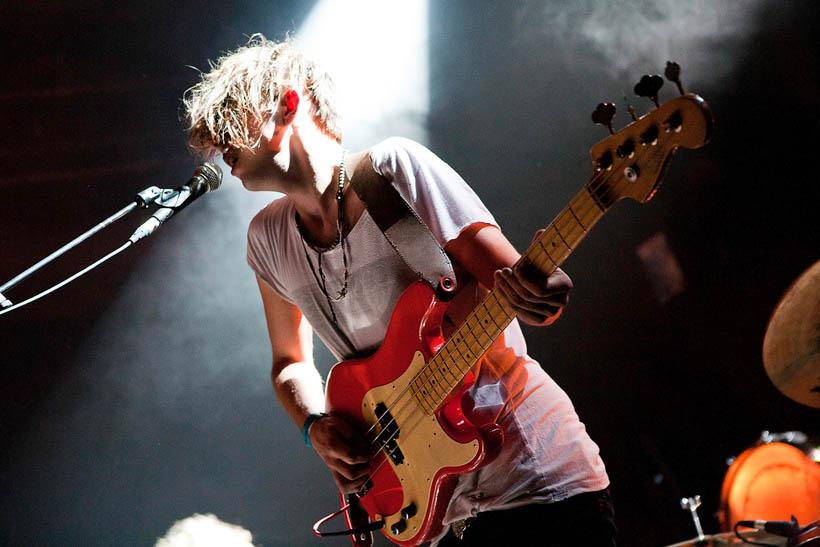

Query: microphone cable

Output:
[0, 241, 132, 317]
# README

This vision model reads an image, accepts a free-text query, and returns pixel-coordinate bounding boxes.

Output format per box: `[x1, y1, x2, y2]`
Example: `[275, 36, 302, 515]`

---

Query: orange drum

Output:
[719, 442, 820, 531]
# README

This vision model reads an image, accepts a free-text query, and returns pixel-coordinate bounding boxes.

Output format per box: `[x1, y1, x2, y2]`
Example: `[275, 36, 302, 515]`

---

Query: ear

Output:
[263, 90, 301, 152]
[281, 89, 299, 125]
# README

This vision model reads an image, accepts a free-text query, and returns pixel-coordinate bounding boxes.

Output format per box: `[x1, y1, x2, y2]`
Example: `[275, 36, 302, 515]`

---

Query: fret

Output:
[426, 352, 462, 409]
[477, 315, 498, 341]
[545, 226, 572, 259]
[464, 315, 481, 337]
[429, 367, 449, 400]
[428, 369, 446, 400]
[411, 372, 427, 401]
[411, 380, 436, 414]
[416, 369, 446, 413]
[586, 187, 605, 210]
[463, 316, 492, 350]
[567, 204, 587, 232]
[487, 293, 514, 324]
[437, 345, 465, 383]
[479, 299, 502, 331]
[570, 194, 602, 231]
[424, 367, 446, 397]
[439, 345, 464, 389]
[466, 316, 494, 349]
[453, 338, 479, 378]
[460, 327, 479, 352]
[451, 337, 473, 365]
[534, 239, 559, 272]
[586, 175, 617, 210]
[435, 363, 458, 393]
[552, 223, 573, 251]
[436, 352, 460, 384]
[555, 210, 584, 247]
[477, 303, 505, 338]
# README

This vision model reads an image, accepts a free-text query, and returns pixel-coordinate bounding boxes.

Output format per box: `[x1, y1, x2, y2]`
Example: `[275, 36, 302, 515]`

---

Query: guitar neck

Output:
[410, 181, 610, 413]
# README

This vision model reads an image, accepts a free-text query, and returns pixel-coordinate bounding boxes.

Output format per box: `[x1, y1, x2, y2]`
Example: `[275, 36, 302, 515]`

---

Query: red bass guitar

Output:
[320, 66, 713, 546]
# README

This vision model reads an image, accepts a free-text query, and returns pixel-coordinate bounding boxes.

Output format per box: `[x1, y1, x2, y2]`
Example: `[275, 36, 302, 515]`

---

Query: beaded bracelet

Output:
[302, 413, 328, 447]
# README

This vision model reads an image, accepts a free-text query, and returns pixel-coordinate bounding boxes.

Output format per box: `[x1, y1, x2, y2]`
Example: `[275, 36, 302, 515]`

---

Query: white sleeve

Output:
[369, 137, 499, 246]
[246, 199, 298, 304]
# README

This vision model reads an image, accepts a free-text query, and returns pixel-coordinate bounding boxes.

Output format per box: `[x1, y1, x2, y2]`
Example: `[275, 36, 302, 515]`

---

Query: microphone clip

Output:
[134, 185, 195, 210]
[135, 186, 163, 208]
[154, 186, 195, 209]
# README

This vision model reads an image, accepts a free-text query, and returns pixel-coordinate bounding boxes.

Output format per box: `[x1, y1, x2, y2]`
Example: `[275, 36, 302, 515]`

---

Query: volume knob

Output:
[391, 519, 407, 536]
[401, 503, 417, 520]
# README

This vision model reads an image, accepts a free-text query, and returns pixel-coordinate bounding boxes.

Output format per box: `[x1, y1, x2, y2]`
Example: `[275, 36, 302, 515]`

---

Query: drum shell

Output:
[719, 442, 820, 531]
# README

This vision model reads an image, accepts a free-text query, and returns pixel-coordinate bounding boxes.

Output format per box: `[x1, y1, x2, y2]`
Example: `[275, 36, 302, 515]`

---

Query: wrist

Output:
[302, 412, 328, 447]
[535, 307, 563, 327]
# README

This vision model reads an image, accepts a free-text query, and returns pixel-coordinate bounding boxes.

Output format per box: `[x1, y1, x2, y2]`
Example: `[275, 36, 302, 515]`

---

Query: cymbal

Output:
[762, 260, 820, 409]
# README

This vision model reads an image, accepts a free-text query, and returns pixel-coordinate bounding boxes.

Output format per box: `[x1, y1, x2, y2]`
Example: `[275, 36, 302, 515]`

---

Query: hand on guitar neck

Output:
[493, 231, 573, 327]
[446, 224, 574, 328]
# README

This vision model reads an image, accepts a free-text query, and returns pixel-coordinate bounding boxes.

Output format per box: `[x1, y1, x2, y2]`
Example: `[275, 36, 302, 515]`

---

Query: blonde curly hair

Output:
[182, 34, 342, 154]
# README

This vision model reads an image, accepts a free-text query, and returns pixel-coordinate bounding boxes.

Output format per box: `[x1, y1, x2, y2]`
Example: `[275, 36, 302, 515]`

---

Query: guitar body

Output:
[325, 280, 504, 546]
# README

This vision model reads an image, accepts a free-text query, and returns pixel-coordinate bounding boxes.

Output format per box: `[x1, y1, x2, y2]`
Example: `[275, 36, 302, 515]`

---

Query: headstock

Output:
[588, 62, 713, 205]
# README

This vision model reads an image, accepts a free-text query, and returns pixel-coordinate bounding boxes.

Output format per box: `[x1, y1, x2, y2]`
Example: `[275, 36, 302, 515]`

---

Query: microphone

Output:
[129, 162, 222, 243]
[737, 517, 802, 537]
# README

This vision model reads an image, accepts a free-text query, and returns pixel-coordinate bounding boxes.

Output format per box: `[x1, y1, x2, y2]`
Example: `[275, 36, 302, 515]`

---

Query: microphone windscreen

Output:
[195, 162, 223, 192]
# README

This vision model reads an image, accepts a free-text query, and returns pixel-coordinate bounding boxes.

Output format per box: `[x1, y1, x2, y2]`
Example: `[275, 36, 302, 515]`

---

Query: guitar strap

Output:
[324, 156, 455, 547]
[350, 154, 456, 292]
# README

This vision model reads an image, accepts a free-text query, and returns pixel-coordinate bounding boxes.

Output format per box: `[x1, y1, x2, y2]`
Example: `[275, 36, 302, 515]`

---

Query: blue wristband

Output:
[302, 413, 328, 447]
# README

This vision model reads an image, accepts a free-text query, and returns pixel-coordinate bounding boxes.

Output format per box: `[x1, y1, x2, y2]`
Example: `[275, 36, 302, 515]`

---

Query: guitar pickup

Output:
[374, 402, 404, 465]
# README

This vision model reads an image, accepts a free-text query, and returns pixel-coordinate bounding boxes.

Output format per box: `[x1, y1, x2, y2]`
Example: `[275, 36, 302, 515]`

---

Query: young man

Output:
[183, 36, 614, 545]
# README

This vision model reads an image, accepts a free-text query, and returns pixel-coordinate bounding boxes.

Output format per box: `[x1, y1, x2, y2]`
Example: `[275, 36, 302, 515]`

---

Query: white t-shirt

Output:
[247, 137, 609, 541]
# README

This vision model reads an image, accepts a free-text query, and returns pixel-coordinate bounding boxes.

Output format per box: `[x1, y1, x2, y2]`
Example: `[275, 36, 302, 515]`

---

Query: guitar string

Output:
[356, 126, 680, 485]
[357, 130, 668, 476]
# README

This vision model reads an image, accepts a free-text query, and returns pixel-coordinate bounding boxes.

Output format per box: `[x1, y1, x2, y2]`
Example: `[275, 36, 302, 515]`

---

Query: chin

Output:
[240, 179, 263, 191]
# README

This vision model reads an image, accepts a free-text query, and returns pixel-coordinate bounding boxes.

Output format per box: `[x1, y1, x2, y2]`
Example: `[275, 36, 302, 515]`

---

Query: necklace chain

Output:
[299, 150, 349, 324]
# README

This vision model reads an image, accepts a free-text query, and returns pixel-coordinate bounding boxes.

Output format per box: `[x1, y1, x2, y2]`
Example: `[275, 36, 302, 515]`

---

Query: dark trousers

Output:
[436, 488, 616, 547]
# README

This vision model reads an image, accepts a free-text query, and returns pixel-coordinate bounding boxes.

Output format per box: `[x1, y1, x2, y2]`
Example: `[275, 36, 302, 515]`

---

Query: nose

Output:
[221, 148, 238, 168]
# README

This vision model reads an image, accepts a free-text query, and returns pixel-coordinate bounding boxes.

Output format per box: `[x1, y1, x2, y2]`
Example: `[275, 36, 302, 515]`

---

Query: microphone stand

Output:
[0, 186, 163, 309]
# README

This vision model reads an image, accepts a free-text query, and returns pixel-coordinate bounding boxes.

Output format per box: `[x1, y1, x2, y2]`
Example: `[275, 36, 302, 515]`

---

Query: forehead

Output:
[215, 115, 268, 151]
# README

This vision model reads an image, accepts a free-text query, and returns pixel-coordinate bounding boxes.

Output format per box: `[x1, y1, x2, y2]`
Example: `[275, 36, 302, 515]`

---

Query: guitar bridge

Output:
[374, 402, 404, 465]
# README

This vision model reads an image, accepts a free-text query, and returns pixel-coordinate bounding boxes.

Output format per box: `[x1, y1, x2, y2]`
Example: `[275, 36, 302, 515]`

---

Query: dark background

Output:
[1, 1, 817, 545]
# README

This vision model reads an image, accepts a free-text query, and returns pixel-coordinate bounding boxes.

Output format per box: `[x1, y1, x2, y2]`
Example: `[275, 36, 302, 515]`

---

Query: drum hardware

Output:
[681, 495, 707, 542]
[794, 520, 820, 546]
[758, 430, 820, 464]
[760, 431, 809, 447]
[665, 530, 788, 546]
[735, 517, 820, 547]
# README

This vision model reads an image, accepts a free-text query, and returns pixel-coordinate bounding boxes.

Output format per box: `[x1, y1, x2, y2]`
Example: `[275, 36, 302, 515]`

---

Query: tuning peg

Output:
[592, 102, 617, 134]
[665, 61, 685, 95]
[634, 74, 664, 107]
[623, 94, 638, 121]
